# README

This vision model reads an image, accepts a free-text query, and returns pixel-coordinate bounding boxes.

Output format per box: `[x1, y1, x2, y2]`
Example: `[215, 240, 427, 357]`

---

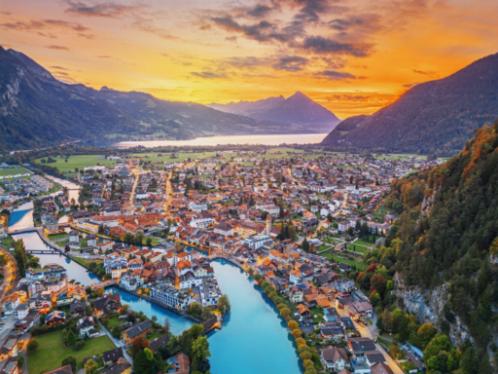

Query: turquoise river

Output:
[12, 228, 301, 374]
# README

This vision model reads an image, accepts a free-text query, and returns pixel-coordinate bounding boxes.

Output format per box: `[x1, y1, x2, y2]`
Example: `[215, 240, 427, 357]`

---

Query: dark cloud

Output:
[329, 13, 381, 34]
[247, 4, 273, 18]
[273, 55, 308, 71]
[46, 45, 69, 51]
[318, 69, 356, 80]
[413, 69, 435, 76]
[225, 56, 268, 68]
[50, 65, 69, 71]
[302, 36, 371, 57]
[210, 16, 290, 43]
[0, 18, 93, 38]
[65, 1, 142, 18]
[191, 70, 227, 79]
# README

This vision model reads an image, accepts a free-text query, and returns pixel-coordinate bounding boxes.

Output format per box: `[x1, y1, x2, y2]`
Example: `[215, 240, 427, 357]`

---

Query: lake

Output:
[115, 133, 327, 148]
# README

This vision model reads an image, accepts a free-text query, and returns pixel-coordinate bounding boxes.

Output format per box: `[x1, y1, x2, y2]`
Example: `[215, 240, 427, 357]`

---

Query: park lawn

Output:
[106, 316, 122, 331]
[0, 165, 30, 177]
[28, 330, 114, 374]
[72, 256, 102, 268]
[48, 233, 69, 245]
[143, 236, 161, 246]
[35, 155, 115, 175]
[347, 242, 372, 255]
[323, 251, 367, 271]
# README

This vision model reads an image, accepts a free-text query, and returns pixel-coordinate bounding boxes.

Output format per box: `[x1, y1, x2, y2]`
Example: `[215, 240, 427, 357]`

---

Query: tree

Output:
[133, 348, 163, 374]
[415, 323, 437, 349]
[13, 239, 27, 277]
[217, 295, 230, 316]
[84, 359, 98, 374]
[302, 238, 310, 252]
[28, 339, 38, 352]
[191, 336, 210, 373]
[187, 303, 204, 320]
[62, 356, 77, 372]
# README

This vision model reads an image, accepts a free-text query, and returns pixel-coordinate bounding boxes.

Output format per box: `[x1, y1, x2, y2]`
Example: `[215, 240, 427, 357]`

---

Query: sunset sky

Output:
[1, 0, 497, 118]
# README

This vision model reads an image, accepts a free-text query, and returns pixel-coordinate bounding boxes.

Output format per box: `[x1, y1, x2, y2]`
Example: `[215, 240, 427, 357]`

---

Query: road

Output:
[0, 314, 16, 346]
[334, 300, 404, 374]
[163, 170, 173, 217]
[98, 322, 133, 364]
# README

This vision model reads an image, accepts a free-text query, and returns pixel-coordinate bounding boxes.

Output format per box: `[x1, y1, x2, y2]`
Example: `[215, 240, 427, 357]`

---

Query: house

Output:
[0, 337, 18, 359]
[0, 359, 20, 374]
[123, 320, 152, 344]
[320, 322, 345, 341]
[86, 234, 97, 247]
[321, 346, 349, 372]
[69, 300, 87, 316]
[149, 335, 170, 353]
[348, 337, 377, 359]
[45, 310, 66, 326]
[324, 308, 339, 322]
[365, 351, 385, 367]
[101, 358, 132, 374]
[103, 348, 124, 366]
[92, 294, 121, 317]
[167, 352, 190, 374]
[77, 316, 98, 338]
[68, 231, 79, 244]
[370, 362, 393, 374]
[16, 304, 29, 320]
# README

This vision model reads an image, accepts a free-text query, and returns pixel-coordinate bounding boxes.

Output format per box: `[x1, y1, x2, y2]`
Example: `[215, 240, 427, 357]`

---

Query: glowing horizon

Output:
[2, 0, 497, 119]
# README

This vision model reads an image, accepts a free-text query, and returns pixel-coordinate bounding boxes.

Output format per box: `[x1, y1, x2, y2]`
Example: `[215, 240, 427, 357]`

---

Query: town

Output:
[0, 147, 440, 374]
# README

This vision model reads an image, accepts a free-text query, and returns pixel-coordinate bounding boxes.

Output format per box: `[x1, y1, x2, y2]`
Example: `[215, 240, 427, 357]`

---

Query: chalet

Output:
[321, 346, 349, 372]
[320, 321, 345, 341]
[92, 294, 121, 317]
[103, 348, 124, 366]
[348, 337, 377, 359]
[123, 320, 152, 344]
[167, 352, 190, 374]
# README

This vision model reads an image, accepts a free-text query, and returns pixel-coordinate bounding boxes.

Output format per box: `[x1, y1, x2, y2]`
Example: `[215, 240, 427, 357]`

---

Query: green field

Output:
[374, 153, 426, 161]
[347, 239, 374, 255]
[322, 250, 367, 271]
[48, 233, 69, 246]
[0, 165, 30, 177]
[28, 330, 114, 374]
[35, 155, 116, 175]
[131, 151, 217, 165]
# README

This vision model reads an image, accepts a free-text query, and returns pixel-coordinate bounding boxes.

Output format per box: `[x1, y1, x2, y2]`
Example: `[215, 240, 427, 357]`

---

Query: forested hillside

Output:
[383, 122, 498, 372]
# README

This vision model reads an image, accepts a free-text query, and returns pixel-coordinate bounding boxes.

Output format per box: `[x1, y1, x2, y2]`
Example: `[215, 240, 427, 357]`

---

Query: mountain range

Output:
[322, 52, 498, 155]
[210, 92, 340, 133]
[0, 47, 336, 151]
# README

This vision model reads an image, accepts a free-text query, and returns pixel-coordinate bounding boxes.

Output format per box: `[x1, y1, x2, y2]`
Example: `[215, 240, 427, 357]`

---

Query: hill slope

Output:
[384, 123, 498, 369]
[211, 91, 340, 133]
[0, 47, 321, 150]
[322, 53, 498, 155]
